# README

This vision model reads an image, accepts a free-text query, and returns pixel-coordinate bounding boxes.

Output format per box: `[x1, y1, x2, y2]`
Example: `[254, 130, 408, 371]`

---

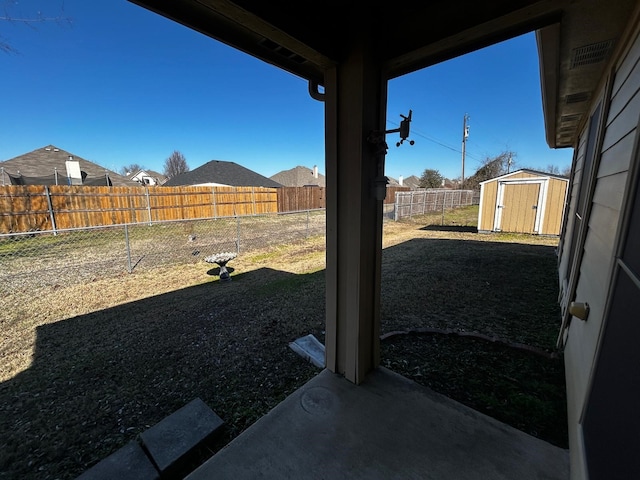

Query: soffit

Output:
[129, 0, 563, 83]
[129, 0, 637, 149]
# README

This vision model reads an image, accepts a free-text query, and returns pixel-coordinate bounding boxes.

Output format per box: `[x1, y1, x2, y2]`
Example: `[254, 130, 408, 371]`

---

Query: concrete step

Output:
[141, 397, 224, 473]
[76, 441, 159, 480]
[77, 398, 224, 479]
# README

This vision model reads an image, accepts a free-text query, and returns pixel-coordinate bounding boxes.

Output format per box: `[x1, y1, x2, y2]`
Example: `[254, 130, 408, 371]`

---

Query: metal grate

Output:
[570, 40, 614, 68]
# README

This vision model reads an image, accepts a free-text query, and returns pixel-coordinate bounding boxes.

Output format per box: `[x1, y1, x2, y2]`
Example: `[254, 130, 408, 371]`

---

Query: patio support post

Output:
[324, 28, 386, 385]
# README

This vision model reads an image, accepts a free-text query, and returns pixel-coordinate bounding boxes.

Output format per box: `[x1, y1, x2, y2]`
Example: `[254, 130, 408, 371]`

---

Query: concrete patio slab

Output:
[187, 367, 569, 479]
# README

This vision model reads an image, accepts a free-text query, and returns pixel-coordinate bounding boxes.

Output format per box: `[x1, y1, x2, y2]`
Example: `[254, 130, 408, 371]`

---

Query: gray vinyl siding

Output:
[563, 23, 640, 480]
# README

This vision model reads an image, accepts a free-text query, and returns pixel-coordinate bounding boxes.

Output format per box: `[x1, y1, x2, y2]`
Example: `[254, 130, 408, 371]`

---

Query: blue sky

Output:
[2, 1, 573, 181]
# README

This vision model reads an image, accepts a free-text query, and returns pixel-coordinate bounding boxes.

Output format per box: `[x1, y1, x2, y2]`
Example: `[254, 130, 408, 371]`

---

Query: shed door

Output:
[496, 183, 540, 233]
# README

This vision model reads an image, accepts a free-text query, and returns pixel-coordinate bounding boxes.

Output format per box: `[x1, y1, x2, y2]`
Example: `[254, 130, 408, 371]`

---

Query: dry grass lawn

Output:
[0, 207, 567, 479]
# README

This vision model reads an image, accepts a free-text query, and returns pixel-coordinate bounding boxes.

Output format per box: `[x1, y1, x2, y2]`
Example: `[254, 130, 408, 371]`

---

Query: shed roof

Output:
[478, 169, 569, 185]
[164, 159, 282, 187]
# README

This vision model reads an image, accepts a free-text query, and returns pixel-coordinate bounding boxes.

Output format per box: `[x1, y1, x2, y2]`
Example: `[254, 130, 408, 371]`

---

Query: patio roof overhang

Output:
[130, 0, 638, 149]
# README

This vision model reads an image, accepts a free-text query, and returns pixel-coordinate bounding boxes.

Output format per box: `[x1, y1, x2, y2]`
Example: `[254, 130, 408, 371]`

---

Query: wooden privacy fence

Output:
[394, 189, 475, 220]
[0, 184, 412, 233]
[0, 185, 278, 233]
[278, 186, 325, 212]
[276, 186, 409, 211]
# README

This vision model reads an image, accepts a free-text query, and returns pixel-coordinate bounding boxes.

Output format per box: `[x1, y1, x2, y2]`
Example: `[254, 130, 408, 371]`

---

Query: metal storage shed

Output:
[477, 169, 568, 235]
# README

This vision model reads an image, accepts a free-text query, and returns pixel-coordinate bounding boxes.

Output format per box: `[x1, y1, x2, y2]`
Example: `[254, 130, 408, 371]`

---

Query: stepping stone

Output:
[76, 440, 159, 480]
[140, 398, 224, 473]
[289, 334, 325, 368]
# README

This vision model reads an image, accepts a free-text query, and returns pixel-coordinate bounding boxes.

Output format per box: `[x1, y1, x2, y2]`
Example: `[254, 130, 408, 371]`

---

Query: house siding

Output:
[562, 17, 640, 479]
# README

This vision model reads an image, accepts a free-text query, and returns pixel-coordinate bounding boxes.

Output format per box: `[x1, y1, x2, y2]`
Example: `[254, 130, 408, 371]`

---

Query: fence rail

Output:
[0, 185, 278, 234]
[394, 189, 476, 220]
[0, 210, 327, 293]
[0, 184, 412, 234]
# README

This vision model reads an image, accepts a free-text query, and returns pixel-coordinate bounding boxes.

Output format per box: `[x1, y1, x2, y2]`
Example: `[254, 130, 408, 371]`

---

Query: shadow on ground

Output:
[1, 236, 566, 479]
[0, 267, 324, 479]
[419, 225, 478, 233]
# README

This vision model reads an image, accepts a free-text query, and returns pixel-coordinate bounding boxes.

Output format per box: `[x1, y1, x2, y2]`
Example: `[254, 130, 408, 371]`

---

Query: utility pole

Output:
[461, 113, 469, 188]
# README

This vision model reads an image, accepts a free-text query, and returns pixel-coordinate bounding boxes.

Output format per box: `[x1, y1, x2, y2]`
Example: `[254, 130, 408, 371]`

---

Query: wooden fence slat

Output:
[0, 184, 415, 233]
[0, 185, 283, 233]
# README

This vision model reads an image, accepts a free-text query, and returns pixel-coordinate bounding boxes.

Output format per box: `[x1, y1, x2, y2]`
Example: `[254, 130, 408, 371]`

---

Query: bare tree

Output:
[465, 151, 516, 190]
[1, 1, 72, 54]
[544, 164, 572, 178]
[163, 151, 189, 178]
[119, 164, 145, 176]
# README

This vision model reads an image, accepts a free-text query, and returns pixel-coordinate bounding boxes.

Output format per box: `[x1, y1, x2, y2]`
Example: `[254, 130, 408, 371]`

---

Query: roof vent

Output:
[570, 40, 614, 68]
[560, 113, 581, 123]
[566, 92, 591, 104]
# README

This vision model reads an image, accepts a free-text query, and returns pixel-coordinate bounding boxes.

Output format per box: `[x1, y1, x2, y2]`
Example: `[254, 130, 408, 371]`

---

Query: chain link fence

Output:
[0, 210, 326, 294]
[392, 189, 477, 220]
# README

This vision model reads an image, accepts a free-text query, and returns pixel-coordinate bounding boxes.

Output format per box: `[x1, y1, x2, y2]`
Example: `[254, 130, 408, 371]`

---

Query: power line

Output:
[387, 119, 480, 161]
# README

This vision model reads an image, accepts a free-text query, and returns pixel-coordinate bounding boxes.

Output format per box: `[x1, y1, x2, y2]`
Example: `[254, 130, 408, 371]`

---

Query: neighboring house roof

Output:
[386, 176, 400, 186]
[129, 169, 168, 185]
[164, 160, 282, 188]
[270, 165, 325, 187]
[146, 170, 166, 180]
[443, 178, 458, 189]
[387, 175, 420, 188]
[479, 169, 569, 185]
[402, 175, 421, 189]
[0, 145, 137, 187]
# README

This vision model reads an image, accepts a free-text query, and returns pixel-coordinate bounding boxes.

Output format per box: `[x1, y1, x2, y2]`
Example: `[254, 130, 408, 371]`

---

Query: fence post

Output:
[124, 224, 133, 273]
[306, 209, 310, 237]
[212, 186, 217, 218]
[145, 186, 152, 225]
[44, 185, 58, 236]
[409, 191, 414, 218]
[394, 191, 399, 221]
[252, 187, 256, 215]
[422, 190, 427, 216]
[236, 215, 241, 253]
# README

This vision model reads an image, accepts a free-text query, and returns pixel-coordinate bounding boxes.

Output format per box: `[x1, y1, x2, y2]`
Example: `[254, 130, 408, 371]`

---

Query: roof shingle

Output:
[164, 160, 282, 188]
[0, 145, 137, 186]
[269, 165, 325, 187]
